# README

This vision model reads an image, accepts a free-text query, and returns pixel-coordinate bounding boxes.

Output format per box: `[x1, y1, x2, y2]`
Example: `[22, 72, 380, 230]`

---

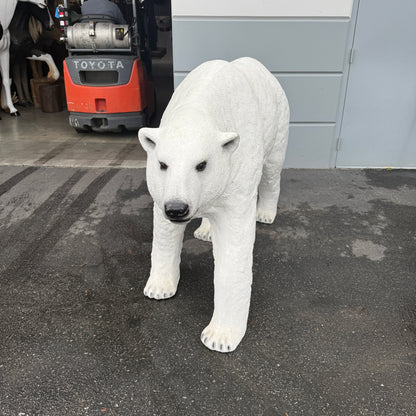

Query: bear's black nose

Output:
[164, 201, 189, 220]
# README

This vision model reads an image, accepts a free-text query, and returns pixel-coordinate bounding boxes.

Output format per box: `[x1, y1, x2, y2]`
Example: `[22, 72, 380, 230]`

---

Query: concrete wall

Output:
[171, 0, 356, 168]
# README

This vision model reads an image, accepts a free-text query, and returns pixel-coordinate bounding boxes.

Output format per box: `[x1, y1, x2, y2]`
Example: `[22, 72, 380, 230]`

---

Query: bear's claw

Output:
[194, 228, 212, 242]
[143, 280, 177, 300]
[194, 227, 212, 241]
[194, 220, 212, 242]
[201, 323, 245, 353]
[256, 208, 276, 224]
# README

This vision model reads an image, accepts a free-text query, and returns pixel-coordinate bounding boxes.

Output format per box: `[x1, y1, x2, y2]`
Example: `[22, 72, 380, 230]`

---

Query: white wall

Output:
[171, 0, 357, 167]
[172, 0, 354, 18]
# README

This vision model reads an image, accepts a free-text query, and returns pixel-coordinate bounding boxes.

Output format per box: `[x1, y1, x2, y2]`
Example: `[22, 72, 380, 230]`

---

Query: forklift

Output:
[61, 0, 155, 132]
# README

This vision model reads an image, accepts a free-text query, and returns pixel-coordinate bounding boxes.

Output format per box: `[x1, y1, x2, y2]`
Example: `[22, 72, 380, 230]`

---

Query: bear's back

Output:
[162, 58, 283, 131]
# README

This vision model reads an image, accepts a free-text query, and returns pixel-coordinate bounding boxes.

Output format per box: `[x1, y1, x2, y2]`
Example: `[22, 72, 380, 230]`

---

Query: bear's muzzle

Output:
[164, 201, 190, 223]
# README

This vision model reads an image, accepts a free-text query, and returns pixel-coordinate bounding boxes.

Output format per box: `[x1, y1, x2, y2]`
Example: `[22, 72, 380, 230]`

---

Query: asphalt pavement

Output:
[0, 165, 415, 416]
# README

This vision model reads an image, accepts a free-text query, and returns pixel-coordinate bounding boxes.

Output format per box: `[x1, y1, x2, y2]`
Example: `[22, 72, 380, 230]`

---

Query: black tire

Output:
[74, 127, 89, 133]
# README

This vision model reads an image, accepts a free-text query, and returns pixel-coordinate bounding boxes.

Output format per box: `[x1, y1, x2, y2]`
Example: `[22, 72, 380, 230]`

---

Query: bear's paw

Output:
[201, 323, 245, 353]
[256, 207, 277, 224]
[194, 219, 212, 242]
[143, 278, 177, 300]
[193, 227, 212, 242]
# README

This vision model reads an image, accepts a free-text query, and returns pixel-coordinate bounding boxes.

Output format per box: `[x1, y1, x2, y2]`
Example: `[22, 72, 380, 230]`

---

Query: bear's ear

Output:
[219, 132, 240, 154]
[138, 127, 159, 152]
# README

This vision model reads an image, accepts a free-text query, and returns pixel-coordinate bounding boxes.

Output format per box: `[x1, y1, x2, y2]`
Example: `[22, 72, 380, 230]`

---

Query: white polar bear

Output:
[139, 57, 289, 353]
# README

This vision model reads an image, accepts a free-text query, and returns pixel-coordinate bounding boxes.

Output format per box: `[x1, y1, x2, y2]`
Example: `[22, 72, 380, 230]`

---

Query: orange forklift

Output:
[61, 0, 155, 132]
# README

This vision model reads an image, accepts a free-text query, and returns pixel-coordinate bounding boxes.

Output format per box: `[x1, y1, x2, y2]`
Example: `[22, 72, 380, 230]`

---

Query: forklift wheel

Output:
[74, 127, 89, 134]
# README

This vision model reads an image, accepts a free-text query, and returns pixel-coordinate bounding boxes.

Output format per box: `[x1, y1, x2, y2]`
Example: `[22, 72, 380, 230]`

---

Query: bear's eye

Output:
[196, 161, 207, 172]
[159, 162, 168, 170]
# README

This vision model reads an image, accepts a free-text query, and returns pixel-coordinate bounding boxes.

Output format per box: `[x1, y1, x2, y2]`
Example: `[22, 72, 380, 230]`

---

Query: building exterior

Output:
[170, 0, 416, 168]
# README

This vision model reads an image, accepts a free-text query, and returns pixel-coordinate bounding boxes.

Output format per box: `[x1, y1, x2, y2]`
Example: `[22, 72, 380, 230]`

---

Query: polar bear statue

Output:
[139, 57, 290, 353]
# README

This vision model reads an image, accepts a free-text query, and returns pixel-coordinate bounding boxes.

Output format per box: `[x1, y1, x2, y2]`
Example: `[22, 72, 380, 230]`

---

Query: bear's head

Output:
[139, 124, 239, 223]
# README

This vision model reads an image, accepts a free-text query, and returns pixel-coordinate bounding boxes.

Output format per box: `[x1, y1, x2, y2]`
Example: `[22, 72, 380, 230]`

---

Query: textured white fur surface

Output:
[139, 57, 289, 352]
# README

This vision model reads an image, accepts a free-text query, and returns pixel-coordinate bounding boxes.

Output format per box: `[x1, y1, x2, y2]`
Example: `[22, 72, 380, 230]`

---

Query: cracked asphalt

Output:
[0, 165, 415, 416]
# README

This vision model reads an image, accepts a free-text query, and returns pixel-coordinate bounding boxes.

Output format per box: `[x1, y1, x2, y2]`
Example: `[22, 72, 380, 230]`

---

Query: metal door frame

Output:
[333, 0, 360, 168]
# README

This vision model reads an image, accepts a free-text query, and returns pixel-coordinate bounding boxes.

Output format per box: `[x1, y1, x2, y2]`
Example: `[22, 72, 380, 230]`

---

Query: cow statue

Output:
[9, 1, 58, 107]
[0, 0, 51, 116]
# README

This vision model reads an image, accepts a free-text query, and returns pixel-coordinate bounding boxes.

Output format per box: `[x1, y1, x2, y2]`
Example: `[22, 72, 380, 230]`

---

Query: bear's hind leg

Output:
[256, 164, 282, 224]
[144, 203, 187, 300]
[194, 218, 212, 242]
[257, 117, 289, 224]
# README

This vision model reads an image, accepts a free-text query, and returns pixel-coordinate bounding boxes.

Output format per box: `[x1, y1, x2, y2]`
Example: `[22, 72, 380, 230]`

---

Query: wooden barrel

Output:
[30, 77, 50, 108]
[39, 83, 62, 113]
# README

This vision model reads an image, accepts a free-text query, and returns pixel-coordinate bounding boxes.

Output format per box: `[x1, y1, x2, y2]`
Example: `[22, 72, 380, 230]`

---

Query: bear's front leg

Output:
[201, 201, 257, 352]
[144, 203, 187, 300]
